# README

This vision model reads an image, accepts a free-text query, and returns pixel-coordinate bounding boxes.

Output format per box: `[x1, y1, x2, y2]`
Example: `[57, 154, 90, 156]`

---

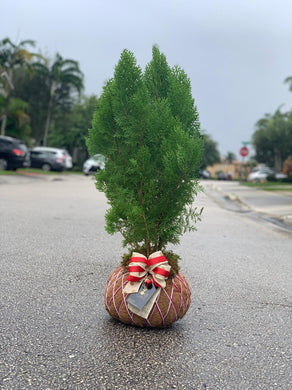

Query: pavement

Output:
[1, 172, 291, 227]
[204, 180, 292, 229]
[0, 174, 292, 389]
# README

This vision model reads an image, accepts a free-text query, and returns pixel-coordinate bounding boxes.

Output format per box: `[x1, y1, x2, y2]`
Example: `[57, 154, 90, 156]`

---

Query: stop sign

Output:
[240, 146, 249, 157]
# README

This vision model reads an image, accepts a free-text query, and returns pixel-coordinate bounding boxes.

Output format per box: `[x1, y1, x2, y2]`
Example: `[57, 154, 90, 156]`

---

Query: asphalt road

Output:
[0, 175, 291, 390]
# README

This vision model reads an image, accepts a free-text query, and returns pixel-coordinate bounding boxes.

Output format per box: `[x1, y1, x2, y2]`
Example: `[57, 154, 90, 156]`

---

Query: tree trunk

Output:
[274, 148, 282, 172]
[43, 96, 53, 146]
[0, 93, 11, 136]
[1, 113, 7, 136]
[146, 242, 151, 258]
[1, 69, 14, 136]
[43, 81, 56, 146]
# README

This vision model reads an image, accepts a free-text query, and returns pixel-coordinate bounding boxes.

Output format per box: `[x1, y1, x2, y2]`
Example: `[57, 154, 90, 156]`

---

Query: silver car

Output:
[83, 154, 105, 175]
[247, 167, 287, 182]
[32, 147, 73, 169]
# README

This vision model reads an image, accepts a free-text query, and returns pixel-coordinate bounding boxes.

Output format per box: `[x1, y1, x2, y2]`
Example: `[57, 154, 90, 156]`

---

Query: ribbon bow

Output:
[125, 251, 171, 290]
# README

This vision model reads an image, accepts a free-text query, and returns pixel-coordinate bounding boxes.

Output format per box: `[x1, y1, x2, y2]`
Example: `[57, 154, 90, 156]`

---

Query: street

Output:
[0, 175, 292, 390]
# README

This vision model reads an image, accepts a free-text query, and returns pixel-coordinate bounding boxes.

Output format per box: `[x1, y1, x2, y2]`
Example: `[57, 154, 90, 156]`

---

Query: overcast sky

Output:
[1, 0, 292, 158]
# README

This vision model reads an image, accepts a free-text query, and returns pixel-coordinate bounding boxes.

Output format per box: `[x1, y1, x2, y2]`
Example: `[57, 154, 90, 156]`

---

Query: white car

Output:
[83, 154, 105, 175]
[32, 147, 73, 169]
[247, 167, 287, 182]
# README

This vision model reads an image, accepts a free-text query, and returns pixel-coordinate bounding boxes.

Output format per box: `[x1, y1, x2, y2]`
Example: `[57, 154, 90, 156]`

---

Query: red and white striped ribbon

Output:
[125, 251, 171, 290]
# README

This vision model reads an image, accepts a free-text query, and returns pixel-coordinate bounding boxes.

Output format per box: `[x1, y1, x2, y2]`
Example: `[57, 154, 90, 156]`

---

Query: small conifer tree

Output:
[87, 46, 203, 259]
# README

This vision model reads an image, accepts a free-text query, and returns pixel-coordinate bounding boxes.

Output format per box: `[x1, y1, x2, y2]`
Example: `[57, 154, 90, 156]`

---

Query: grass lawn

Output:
[242, 181, 292, 191]
[0, 168, 82, 175]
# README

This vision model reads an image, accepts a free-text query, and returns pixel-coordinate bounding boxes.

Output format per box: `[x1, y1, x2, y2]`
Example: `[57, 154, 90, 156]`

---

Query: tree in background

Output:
[252, 109, 292, 171]
[49, 95, 98, 165]
[200, 133, 220, 169]
[0, 37, 39, 136]
[32, 53, 84, 145]
[0, 95, 31, 140]
[283, 156, 292, 177]
[226, 151, 236, 164]
[13, 66, 50, 143]
[284, 76, 292, 92]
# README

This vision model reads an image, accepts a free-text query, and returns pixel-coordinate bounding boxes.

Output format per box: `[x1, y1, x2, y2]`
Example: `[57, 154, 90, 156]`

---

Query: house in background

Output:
[207, 159, 248, 180]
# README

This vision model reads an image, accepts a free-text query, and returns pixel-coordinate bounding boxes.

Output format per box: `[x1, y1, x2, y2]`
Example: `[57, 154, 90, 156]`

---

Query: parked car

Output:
[247, 167, 287, 182]
[273, 172, 289, 180]
[218, 171, 232, 180]
[0, 135, 30, 170]
[29, 150, 66, 171]
[199, 169, 211, 179]
[32, 147, 73, 169]
[62, 150, 73, 169]
[83, 154, 105, 175]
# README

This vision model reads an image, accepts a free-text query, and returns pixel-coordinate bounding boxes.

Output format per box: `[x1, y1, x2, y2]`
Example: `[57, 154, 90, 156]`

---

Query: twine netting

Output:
[104, 267, 191, 327]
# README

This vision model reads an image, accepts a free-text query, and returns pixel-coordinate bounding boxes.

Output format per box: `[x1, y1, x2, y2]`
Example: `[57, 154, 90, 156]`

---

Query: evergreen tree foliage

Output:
[88, 46, 203, 256]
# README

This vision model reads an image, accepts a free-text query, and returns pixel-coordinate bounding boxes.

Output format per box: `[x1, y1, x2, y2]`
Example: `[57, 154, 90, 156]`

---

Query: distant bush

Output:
[282, 177, 292, 183]
[267, 174, 275, 181]
[267, 174, 292, 183]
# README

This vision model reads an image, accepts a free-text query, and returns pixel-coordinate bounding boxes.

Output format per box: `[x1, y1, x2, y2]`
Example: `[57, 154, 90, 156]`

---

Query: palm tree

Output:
[33, 54, 83, 145]
[1, 97, 31, 140]
[284, 76, 292, 92]
[0, 37, 37, 135]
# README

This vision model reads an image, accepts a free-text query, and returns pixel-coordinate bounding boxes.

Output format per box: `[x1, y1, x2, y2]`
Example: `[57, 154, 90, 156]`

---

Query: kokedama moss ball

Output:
[104, 267, 191, 327]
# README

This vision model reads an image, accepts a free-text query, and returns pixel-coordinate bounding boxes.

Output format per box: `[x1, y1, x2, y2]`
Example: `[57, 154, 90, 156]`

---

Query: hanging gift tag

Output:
[123, 280, 143, 294]
[128, 288, 161, 319]
[126, 281, 157, 310]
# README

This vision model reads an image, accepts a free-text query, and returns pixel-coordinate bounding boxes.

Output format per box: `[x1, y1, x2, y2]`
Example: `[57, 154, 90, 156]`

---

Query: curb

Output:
[205, 183, 292, 231]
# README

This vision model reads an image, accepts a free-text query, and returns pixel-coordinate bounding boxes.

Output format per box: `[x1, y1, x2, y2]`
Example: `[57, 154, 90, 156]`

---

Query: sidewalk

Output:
[204, 180, 292, 228]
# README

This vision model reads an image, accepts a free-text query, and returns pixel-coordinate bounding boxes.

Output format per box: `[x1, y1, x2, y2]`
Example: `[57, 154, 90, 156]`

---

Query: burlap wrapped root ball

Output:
[104, 267, 191, 327]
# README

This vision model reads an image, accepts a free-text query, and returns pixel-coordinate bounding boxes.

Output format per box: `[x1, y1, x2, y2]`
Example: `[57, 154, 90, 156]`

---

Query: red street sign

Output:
[240, 146, 249, 157]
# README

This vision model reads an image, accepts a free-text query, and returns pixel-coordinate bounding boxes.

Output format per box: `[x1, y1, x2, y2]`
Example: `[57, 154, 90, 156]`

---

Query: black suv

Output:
[0, 136, 30, 170]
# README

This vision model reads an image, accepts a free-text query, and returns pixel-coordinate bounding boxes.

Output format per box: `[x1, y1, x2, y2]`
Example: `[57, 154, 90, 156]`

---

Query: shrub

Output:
[87, 46, 203, 258]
